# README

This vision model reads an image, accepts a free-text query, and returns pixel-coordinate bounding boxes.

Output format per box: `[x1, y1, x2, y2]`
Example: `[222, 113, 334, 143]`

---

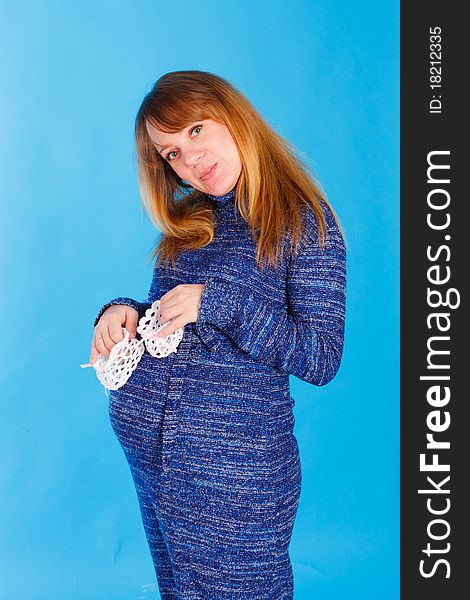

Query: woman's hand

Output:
[156, 283, 205, 338]
[89, 305, 139, 363]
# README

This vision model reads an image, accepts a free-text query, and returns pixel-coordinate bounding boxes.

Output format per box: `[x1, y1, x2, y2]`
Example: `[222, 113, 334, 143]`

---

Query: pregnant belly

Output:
[107, 351, 173, 462]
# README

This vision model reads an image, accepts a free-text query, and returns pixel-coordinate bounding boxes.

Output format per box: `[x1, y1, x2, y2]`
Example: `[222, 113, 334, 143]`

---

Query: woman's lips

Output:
[200, 163, 218, 181]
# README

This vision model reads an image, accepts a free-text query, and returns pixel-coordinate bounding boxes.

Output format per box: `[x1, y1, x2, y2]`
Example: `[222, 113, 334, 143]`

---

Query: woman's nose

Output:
[184, 149, 204, 169]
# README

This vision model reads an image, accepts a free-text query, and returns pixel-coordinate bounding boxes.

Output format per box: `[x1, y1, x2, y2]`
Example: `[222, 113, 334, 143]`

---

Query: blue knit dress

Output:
[93, 187, 346, 599]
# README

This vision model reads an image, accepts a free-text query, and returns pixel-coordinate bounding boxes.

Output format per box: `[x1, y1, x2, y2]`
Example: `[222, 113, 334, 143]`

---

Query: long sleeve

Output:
[195, 201, 346, 386]
[92, 269, 158, 329]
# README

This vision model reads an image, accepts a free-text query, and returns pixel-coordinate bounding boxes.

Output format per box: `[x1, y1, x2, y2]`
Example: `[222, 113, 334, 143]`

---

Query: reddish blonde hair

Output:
[135, 70, 341, 270]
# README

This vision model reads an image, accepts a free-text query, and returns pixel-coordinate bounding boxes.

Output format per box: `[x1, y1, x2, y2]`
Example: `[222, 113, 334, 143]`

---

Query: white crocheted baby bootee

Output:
[81, 300, 184, 390]
[137, 301, 183, 358]
[93, 328, 145, 390]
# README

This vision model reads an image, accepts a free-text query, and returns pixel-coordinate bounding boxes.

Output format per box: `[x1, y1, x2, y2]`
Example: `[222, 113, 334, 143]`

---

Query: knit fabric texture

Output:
[93, 187, 346, 599]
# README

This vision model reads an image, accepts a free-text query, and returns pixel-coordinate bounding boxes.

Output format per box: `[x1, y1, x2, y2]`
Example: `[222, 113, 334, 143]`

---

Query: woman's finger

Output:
[124, 307, 139, 339]
[157, 316, 185, 338]
[159, 301, 182, 326]
[89, 339, 99, 364]
[95, 333, 110, 358]
[159, 286, 179, 304]
[100, 323, 115, 353]
[108, 321, 125, 344]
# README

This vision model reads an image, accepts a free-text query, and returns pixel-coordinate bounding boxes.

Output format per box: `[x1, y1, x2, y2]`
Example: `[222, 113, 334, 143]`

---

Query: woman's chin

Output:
[203, 181, 237, 197]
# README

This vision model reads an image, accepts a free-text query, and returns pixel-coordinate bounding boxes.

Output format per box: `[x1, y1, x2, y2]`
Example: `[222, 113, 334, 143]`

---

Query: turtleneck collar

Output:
[205, 187, 236, 202]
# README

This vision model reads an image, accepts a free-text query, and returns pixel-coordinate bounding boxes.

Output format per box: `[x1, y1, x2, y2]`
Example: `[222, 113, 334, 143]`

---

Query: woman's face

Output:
[145, 118, 242, 196]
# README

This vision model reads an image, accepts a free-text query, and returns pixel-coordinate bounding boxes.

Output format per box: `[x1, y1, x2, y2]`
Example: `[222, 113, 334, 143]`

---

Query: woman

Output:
[90, 70, 346, 599]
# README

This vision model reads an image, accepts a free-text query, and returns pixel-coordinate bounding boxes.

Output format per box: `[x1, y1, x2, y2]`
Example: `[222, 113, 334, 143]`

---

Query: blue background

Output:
[0, 1, 399, 598]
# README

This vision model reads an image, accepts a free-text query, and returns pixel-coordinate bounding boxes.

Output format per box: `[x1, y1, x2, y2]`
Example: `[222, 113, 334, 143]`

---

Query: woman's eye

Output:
[165, 151, 178, 161]
[191, 125, 203, 136]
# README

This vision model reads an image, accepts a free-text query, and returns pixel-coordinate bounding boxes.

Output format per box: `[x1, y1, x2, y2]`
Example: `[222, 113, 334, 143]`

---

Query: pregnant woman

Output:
[89, 70, 347, 599]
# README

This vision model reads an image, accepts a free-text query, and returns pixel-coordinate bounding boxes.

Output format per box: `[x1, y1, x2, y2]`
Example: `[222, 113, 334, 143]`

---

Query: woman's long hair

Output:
[135, 70, 342, 270]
